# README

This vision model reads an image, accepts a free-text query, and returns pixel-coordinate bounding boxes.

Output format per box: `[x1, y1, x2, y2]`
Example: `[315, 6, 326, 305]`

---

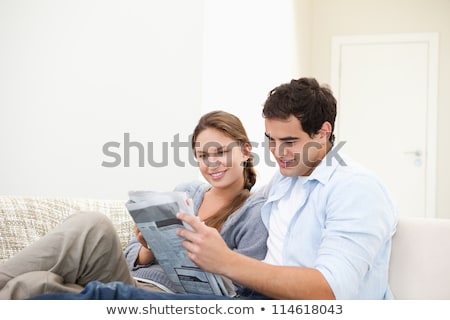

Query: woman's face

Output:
[194, 128, 250, 190]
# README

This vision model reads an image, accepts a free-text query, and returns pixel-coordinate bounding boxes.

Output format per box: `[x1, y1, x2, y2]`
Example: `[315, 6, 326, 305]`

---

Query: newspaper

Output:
[125, 190, 234, 296]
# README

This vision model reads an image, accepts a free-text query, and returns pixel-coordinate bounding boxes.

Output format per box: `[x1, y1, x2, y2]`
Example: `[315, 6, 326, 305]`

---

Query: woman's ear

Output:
[242, 142, 252, 160]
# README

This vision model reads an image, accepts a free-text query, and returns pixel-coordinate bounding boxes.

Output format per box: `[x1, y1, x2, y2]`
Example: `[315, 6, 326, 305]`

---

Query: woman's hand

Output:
[133, 224, 155, 265]
[134, 224, 148, 248]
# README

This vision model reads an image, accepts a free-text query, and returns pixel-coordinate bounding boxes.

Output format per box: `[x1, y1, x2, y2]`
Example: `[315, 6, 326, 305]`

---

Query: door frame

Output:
[330, 33, 438, 218]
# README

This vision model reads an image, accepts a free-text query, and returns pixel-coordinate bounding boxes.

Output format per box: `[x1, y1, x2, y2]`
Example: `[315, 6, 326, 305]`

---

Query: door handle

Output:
[404, 150, 422, 166]
[404, 150, 422, 157]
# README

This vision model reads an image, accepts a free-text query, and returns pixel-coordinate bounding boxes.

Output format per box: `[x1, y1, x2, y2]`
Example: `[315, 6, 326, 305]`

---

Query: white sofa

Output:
[1, 195, 449, 299]
[388, 217, 450, 299]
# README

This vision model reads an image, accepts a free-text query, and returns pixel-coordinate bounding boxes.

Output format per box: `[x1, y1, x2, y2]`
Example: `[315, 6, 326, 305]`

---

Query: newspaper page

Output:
[126, 190, 234, 296]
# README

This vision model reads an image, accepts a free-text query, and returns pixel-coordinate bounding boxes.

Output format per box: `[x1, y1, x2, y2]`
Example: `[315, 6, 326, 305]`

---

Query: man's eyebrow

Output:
[264, 133, 299, 141]
[279, 136, 299, 141]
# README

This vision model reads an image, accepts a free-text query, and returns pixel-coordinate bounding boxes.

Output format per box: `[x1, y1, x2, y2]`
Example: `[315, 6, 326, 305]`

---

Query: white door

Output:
[331, 33, 438, 218]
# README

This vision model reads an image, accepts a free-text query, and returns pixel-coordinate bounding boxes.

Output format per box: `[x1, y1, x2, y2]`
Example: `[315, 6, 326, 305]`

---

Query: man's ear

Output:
[318, 122, 332, 142]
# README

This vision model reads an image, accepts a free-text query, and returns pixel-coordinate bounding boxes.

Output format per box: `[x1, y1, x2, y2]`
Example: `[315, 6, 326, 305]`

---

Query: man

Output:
[176, 77, 397, 299]
[33, 77, 397, 300]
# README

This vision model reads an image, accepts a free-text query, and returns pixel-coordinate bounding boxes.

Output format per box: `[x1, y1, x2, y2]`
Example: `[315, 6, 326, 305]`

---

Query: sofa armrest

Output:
[389, 217, 450, 299]
[0, 195, 133, 264]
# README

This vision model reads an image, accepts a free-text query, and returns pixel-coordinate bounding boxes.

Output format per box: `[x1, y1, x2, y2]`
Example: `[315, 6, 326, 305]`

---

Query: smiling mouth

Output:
[210, 170, 226, 179]
[277, 158, 296, 168]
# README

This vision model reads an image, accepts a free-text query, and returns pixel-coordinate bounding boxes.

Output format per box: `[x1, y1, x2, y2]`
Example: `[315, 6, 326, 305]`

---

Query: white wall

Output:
[0, 0, 204, 199]
[201, 0, 301, 189]
[0, 0, 301, 199]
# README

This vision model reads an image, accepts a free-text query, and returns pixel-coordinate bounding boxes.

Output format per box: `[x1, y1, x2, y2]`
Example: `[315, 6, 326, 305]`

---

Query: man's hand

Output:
[176, 212, 233, 275]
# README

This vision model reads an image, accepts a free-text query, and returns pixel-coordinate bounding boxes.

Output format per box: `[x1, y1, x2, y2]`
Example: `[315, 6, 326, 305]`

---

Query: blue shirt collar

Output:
[306, 147, 344, 185]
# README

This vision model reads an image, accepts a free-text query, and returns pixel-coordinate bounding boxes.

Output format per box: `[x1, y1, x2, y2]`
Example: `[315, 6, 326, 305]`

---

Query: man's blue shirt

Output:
[260, 151, 398, 299]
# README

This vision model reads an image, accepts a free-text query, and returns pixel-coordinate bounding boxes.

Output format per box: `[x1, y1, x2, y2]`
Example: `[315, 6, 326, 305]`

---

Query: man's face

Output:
[264, 115, 328, 177]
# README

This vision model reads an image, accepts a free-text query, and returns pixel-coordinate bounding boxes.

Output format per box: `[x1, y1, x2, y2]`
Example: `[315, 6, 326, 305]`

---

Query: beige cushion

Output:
[389, 217, 450, 299]
[0, 196, 133, 264]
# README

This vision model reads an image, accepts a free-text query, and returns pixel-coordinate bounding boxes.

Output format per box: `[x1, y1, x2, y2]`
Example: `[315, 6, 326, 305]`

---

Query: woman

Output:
[124, 110, 267, 294]
[0, 110, 267, 299]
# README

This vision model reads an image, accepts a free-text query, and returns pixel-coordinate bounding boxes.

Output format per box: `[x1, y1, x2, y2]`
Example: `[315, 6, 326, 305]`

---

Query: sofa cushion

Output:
[389, 217, 450, 299]
[0, 196, 133, 264]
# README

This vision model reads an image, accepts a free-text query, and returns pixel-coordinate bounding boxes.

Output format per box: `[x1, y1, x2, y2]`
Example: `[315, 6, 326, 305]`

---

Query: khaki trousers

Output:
[0, 211, 163, 299]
